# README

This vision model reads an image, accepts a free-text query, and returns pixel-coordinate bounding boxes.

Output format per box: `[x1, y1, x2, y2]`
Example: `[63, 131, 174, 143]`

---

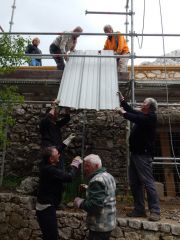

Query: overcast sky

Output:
[0, 0, 180, 66]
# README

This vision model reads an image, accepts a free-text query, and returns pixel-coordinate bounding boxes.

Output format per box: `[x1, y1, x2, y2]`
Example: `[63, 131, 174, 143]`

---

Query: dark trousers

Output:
[88, 230, 112, 240]
[50, 43, 65, 70]
[129, 154, 160, 214]
[36, 206, 59, 240]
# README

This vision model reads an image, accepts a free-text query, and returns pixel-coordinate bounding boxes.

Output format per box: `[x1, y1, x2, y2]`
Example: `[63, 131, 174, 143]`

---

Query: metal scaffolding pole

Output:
[130, 0, 135, 105]
[24, 53, 180, 59]
[125, 0, 130, 42]
[21, 101, 180, 106]
[154, 157, 180, 161]
[2, 32, 180, 37]
[9, 0, 16, 33]
[85, 10, 133, 15]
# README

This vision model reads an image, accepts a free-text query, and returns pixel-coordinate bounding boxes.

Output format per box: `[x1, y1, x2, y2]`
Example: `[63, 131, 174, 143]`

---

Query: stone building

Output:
[0, 65, 180, 198]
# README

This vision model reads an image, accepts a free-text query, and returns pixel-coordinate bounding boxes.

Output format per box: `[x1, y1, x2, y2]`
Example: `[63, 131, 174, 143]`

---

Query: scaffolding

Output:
[1, 0, 180, 196]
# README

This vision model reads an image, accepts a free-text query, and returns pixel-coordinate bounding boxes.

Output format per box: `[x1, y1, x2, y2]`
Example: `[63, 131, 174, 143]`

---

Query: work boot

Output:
[126, 210, 146, 218]
[148, 212, 160, 221]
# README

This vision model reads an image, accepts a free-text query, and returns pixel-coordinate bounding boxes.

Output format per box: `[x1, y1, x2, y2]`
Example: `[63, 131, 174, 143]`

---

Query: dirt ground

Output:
[65, 197, 180, 225]
[115, 198, 180, 224]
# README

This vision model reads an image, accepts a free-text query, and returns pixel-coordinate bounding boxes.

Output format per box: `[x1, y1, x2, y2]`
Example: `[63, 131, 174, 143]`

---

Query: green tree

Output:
[0, 86, 24, 148]
[0, 33, 28, 185]
[0, 33, 29, 73]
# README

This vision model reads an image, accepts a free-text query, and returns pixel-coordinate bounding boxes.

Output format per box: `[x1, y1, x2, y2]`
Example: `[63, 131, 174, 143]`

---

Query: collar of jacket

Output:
[89, 167, 106, 179]
[108, 36, 113, 41]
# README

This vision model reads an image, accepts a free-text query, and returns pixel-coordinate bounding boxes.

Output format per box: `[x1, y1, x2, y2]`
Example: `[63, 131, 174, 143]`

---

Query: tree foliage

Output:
[0, 33, 28, 149]
[0, 33, 29, 73]
[0, 86, 24, 149]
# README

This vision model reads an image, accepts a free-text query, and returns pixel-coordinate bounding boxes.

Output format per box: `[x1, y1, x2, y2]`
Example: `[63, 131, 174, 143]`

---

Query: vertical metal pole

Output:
[125, 0, 129, 42]
[81, 110, 86, 181]
[9, 0, 16, 33]
[125, 0, 135, 195]
[130, 0, 135, 105]
[125, 121, 130, 193]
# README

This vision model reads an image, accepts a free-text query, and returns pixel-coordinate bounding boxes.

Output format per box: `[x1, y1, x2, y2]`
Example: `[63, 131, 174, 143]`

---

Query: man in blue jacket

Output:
[25, 37, 42, 66]
[116, 93, 160, 221]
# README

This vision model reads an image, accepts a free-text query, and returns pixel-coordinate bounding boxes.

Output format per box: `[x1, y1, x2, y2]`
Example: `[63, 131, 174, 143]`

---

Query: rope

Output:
[137, 0, 146, 49]
[158, 0, 180, 180]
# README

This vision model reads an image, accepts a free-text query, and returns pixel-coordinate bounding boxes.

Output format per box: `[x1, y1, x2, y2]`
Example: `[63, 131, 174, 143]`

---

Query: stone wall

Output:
[0, 193, 180, 240]
[3, 65, 180, 190]
[133, 66, 180, 80]
[4, 102, 180, 191]
[4, 105, 127, 185]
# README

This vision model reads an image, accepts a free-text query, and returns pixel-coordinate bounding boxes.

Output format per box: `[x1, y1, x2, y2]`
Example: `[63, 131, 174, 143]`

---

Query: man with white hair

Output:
[103, 24, 129, 72]
[116, 93, 160, 221]
[74, 154, 116, 240]
[49, 26, 83, 70]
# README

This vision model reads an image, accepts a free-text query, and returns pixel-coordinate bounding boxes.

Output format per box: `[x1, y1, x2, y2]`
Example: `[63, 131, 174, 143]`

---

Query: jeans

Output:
[88, 230, 112, 240]
[129, 154, 160, 214]
[29, 59, 42, 66]
[50, 43, 65, 70]
[36, 206, 59, 240]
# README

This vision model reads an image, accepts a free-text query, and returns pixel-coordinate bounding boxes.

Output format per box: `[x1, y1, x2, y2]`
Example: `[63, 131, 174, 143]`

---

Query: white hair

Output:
[84, 154, 102, 168]
[145, 98, 158, 112]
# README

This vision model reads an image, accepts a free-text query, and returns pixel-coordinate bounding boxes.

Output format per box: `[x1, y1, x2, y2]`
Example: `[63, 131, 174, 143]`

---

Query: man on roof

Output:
[103, 24, 130, 72]
[49, 26, 83, 70]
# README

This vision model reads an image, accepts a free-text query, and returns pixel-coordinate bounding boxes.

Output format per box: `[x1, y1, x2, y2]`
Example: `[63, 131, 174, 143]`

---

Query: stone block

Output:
[117, 218, 128, 227]
[160, 223, 171, 233]
[129, 219, 142, 229]
[135, 73, 146, 79]
[142, 220, 159, 231]
[171, 224, 180, 236]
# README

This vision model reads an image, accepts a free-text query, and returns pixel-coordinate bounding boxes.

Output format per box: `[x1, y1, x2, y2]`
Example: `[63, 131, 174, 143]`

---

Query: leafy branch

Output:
[0, 33, 30, 73]
[0, 86, 24, 149]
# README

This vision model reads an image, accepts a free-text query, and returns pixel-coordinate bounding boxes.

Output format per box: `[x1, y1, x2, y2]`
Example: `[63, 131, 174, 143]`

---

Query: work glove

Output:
[70, 156, 82, 168]
[74, 197, 84, 208]
[51, 99, 60, 108]
[63, 133, 76, 146]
